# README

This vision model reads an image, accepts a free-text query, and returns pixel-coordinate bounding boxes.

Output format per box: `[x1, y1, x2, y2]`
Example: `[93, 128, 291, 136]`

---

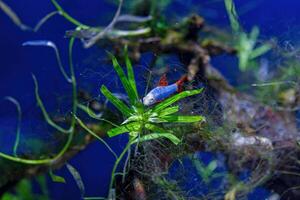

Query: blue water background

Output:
[1, 0, 300, 199]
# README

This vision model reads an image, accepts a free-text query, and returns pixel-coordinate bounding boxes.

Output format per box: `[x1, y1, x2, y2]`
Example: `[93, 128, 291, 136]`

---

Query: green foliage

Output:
[1, 176, 49, 200]
[224, 0, 240, 32]
[50, 0, 89, 29]
[49, 170, 66, 183]
[235, 27, 272, 71]
[102, 53, 205, 145]
[100, 50, 205, 196]
[191, 156, 221, 184]
[224, 0, 272, 71]
[0, 37, 77, 165]
[0, 1, 205, 197]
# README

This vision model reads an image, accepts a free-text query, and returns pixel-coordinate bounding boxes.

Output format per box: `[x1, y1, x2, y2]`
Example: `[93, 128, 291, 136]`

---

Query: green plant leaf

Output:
[250, 44, 272, 59]
[107, 122, 141, 137]
[249, 26, 259, 42]
[131, 133, 180, 145]
[160, 115, 205, 123]
[75, 116, 117, 159]
[100, 85, 133, 117]
[148, 117, 169, 123]
[158, 105, 179, 116]
[51, 0, 89, 28]
[153, 88, 203, 112]
[224, 0, 240, 32]
[121, 114, 142, 124]
[207, 160, 218, 173]
[144, 123, 169, 133]
[77, 103, 99, 118]
[143, 123, 181, 144]
[49, 170, 66, 183]
[32, 74, 69, 134]
[124, 46, 138, 99]
[108, 52, 138, 105]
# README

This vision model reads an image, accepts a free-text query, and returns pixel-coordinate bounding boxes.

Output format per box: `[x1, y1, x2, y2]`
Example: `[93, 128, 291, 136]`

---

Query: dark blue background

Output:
[1, 0, 300, 199]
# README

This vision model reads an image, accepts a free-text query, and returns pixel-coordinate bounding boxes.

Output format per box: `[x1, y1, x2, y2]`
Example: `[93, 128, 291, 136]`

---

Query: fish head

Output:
[143, 92, 156, 106]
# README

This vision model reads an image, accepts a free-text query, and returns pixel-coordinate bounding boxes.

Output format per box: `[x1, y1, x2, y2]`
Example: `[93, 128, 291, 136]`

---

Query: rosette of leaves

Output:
[224, 0, 272, 71]
[101, 51, 205, 145]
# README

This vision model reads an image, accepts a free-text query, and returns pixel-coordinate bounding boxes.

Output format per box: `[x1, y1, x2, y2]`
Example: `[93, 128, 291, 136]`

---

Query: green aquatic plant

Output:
[0, 37, 77, 165]
[224, 0, 272, 71]
[0, 1, 205, 197]
[103, 52, 204, 143]
[235, 26, 272, 71]
[96, 49, 205, 195]
[0, 37, 204, 198]
[191, 157, 222, 184]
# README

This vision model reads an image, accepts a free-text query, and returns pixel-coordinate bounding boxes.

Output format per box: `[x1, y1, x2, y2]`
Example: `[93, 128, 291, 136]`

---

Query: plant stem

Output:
[108, 141, 132, 194]
[51, 0, 89, 29]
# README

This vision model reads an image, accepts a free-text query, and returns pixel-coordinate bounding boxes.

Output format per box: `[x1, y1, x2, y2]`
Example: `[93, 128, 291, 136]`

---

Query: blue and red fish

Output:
[143, 74, 188, 106]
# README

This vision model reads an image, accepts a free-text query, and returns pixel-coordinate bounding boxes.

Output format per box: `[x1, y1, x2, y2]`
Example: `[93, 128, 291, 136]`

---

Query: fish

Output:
[143, 74, 188, 106]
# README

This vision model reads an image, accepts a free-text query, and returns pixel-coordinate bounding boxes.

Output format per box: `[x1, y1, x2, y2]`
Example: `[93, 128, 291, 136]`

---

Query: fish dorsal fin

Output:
[158, 74, 168, 86]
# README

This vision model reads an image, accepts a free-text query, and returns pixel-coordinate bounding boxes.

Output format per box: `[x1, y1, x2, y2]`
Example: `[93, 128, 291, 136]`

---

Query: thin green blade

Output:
[153, 88, 203, 113]
[131, 133, 180, 145]
[32, 75, 69, 134]
[207, 160, 218, 172]
[148, 117, 169, 123]
[121, 114, 142, 124]
[107, 122, 141, 137]
[160, 115, 205, 123]
[77, 103, 98, 119]
[250, 44, 272, 59]
[158, 106, 179, 116]
[100, 85, 133, 117]
[108, 53, 138, 105]
[124, 46, 138, 98]
[145, 123, 169, 133]
[49, 170, 66, 183]
[224, 0, 240, 32]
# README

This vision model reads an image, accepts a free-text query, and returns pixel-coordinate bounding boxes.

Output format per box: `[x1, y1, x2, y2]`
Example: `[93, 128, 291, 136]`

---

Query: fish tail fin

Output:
[176, 74, 188, 92]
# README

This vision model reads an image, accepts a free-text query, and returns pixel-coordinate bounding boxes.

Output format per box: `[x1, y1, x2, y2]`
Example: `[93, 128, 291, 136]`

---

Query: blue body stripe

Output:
[151, 83, 178, 101]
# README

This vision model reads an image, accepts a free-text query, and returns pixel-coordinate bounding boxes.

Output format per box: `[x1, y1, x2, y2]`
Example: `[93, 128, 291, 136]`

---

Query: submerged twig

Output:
[84, 0, 124, 48]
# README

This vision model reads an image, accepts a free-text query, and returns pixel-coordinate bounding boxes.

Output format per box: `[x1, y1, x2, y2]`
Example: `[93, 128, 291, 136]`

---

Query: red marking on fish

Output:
[158, 73, 168, 86]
